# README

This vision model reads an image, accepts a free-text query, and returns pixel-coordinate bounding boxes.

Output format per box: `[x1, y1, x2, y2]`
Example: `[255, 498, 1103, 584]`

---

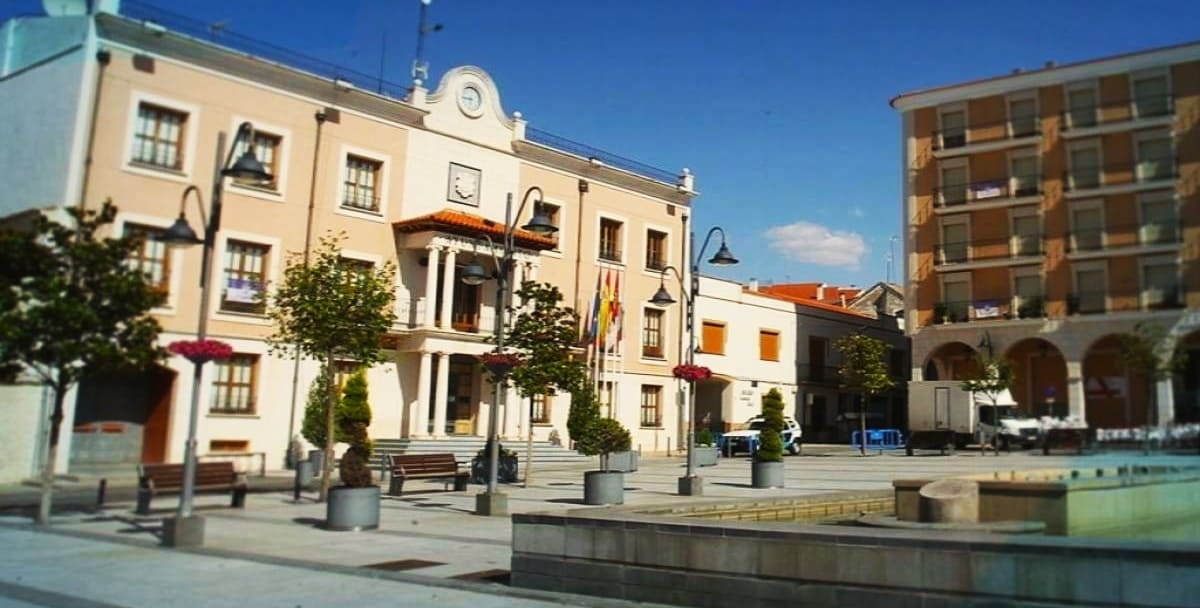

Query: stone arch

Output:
[922, 341, 979, 381]
[1004, 338, 1067, 417]
[1082, 334, 1151, 428]
[1174, 330, 1200, 423]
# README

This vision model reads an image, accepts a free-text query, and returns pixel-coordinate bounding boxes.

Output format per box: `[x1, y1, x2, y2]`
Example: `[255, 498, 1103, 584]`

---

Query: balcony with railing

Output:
[934, 175, 1042, 211]
[931, 295, 1045, 325]
[341, 191, 382, 214]
[1062, 158, 1177, 197]
[1066, 222, 1182, 257]
[932, 116, 1042, 157]
[798, 364, 841, 384]
[392, 296, 496, 334]
[1060, 94, 1174, 137]
[1067, 287, 1184, 316]
[934, 234, 1042, 269]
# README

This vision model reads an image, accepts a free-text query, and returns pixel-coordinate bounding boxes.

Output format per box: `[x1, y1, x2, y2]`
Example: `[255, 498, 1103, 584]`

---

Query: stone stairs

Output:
[370, 437, 593, 469]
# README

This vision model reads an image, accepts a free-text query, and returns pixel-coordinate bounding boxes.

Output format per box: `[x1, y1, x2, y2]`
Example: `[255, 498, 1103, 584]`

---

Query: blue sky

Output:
[7, 0, 1199, 288]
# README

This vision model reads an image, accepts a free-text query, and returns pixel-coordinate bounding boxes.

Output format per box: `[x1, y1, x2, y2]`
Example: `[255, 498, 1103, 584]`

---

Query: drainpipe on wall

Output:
[283, 108, 329, 467]
[571, 179, 588, 313]
[77, 48, 110, 212]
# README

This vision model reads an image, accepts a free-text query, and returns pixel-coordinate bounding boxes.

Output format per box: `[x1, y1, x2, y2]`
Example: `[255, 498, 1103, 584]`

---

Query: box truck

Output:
[906, 381, 1043, 453]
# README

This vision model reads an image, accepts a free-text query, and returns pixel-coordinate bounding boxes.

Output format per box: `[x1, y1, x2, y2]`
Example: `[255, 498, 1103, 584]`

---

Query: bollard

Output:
[294, 461, 314, 502]
[667, 437, 671, 457]
[96, 478, 107, 507]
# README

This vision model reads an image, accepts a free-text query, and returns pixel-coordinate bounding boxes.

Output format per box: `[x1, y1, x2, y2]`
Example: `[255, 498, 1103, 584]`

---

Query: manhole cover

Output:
[452, 569, 510, 584]
[363, 559, 445, 571]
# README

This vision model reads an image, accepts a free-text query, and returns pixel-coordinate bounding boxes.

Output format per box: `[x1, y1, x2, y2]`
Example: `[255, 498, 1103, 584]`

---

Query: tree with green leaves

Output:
[301, 364, 344, 448]
[755, 388, 786, 463]
[267, 233, 395, 501]
[961, 354, 1014, 456]
[500, 281, 588, 484]
[1117, 322, 1184, 451]
[0, 201, 164, 524]
[835, 333, 897, 456]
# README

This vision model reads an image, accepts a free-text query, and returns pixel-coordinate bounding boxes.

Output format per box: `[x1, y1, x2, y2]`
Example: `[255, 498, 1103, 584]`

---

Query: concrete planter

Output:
[751, 460, 784, 489]
[695, 447, 719, 467]
[583, 471, 624, 505]
[607, 451, 639, 473]
[325, 485, 380, 531]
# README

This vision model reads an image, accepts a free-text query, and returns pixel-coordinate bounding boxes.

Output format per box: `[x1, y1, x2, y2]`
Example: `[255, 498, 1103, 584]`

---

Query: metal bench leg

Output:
[135, 488, 153, 515]
[454, 476, 468, 491]
[388, 477, 404, 497]
[232, 487, 247, 508]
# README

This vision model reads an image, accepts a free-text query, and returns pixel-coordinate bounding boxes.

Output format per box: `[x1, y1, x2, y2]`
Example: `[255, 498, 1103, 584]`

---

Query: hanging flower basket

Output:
[168, 339, 234, 365]
[673, 364, 713, 383]
[479, 352, 523, 378]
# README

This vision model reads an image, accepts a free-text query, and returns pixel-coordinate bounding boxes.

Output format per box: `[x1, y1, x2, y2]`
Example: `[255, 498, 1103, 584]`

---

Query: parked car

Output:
[720, 416, 802, 456]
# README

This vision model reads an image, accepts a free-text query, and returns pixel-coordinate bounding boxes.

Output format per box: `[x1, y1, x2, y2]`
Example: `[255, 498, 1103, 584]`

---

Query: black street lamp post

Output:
[648, 226, 737, 496]
[157, 122, 271, 546]
[460, 186, 557, 515]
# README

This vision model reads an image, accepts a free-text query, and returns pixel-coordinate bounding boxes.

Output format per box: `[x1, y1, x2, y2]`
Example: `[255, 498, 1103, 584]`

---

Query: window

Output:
[531, 393, 550, 424]
[1072, 266, 1106, 313]
[1070, 203, 1104, 252]
[338, 256, 375, 282]
[211, 354, 258, 414]
[939, 218, 968, 264]
[209, 439, 250, 453]
[889, 349, 905, 378]
[1132, 73, 1170, 118]
[1068, 143, 1101, 190]
[1066, 85, 1097, 128]
[1142, 259, 1180, 309]
[221, 240, 269, 314]
[598, 381, 615, 418]
[701, 321, 725, 355]
[642, 308, 664, 359]
[1008, 96, 1037, 137]
[640, 385, 662, 428]
[1009, 152, 1039, 196]
[125, 223, 170, 293]
[1010, 212, 1041, 257]
[1136, 132, 1173, 182]
[645, 229, 667, 270]
[939, 163, 968, 205]
[1139, 194, 1177, 245]
[599, 218, 623, 262]
[938, 108, 966, 149]
[941, 276, 970, 322]
[131, 103, 187, 170]
[343, 155, 382, 212]
[759, 330, 780, 362]
[1013, 270, 1043, 318]
[232, 131, 281, 189]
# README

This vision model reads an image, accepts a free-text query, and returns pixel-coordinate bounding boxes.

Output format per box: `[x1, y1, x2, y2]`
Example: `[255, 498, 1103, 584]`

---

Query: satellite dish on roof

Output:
[43, 0, 88, 17]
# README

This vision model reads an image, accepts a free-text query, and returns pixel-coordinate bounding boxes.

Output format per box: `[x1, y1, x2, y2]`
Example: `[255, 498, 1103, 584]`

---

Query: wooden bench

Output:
[387, 453, 469, 496]
[136, 461, 247, 515]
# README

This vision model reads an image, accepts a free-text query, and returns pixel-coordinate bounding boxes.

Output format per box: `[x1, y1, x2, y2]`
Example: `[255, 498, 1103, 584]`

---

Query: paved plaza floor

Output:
[2, 446, 1198, 607]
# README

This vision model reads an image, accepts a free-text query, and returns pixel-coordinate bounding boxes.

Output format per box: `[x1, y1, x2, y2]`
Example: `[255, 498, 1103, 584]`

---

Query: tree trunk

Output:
[858, 395, 866, 456]
[37, 385, 67, 525]
[524, 396, 534, 488]
[320, 355, 336, 502]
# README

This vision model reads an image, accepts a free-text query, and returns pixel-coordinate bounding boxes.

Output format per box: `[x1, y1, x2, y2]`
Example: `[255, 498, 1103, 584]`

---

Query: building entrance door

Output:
[448, 361, 476, 435]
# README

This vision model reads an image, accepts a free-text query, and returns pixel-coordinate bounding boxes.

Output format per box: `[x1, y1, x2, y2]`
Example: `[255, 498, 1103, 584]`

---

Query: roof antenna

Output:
[411, 0, 444, 87]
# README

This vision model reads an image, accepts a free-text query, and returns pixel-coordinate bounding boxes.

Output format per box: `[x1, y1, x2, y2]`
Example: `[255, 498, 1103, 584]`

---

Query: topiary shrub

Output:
[301, 365, 343, 448]
[755, 388, 785, 463]
[696, 428, 715, 447]
[336, 368, 375, 488]
[567, 383, 601, 444]
[575, 417, 632, 471]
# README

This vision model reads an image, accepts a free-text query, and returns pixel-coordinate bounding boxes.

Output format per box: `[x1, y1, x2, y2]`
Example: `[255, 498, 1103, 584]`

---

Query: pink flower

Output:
[672, 364, 713, 382]
[168, 339, 234, 364]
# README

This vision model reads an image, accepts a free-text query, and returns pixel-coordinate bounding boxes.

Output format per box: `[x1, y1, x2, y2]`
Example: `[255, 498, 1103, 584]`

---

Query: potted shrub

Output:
[576, 417, 632, 505]
[751, 388, 785, 489]
[470, 438, 518, 484]
[695, 428, 719, 467]
[932, 302, 948, 324]
[301, 366, 342, 474]
[325, 369, 380, 531]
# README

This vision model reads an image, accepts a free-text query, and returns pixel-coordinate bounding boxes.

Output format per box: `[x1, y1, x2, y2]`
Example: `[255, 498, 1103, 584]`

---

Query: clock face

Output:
[459, 85, 483, 115]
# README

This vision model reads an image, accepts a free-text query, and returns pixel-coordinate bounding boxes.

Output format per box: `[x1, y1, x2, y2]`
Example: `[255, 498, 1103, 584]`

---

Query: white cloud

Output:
[763, 221, 868, 270]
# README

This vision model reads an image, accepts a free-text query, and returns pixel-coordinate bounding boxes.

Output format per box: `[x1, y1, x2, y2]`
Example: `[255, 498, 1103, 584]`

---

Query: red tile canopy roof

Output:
[392, 209, 557, 250]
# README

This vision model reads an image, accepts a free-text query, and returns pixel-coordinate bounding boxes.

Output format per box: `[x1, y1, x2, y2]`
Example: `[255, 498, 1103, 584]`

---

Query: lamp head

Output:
[649, 285, 676, 306]
[157, 213, 202, 247]
[708, 242, 738, 266]
[521, 210, 558, 236]
[460, 260, 490, 286]
[223, 149, 272, 184]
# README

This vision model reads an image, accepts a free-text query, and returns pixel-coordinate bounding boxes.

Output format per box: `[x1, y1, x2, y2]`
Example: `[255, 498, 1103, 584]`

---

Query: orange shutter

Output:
[760, 331, 779, 361]
[702, 322, 725, 355]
